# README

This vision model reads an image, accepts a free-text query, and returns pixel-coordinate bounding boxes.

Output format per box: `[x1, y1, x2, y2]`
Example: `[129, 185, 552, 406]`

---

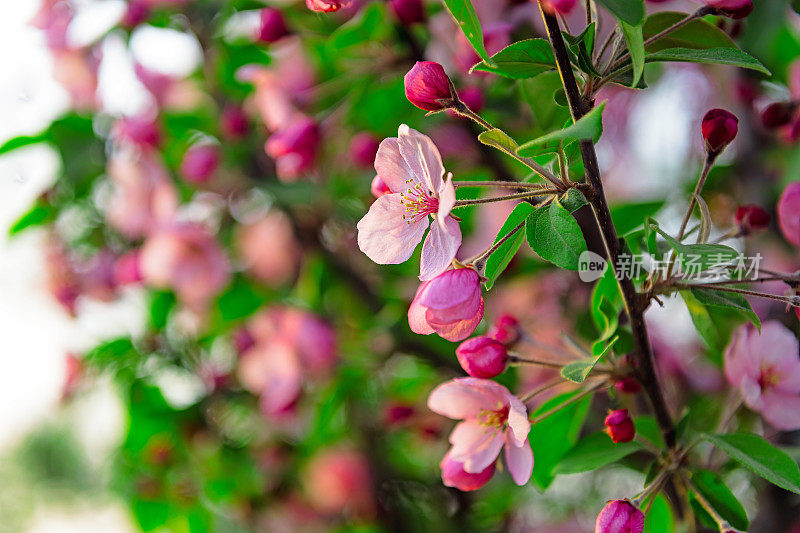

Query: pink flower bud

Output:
[370, 175, 391, 198]
[613, 377, 642, 395]
[113, 115, 162, 149]
[257, 8, 290, 43]
[604, 409, 635, 443]
[404, 61, 455, 112]
[456, 336, 508, 378]
[595, 500, 645, 533]
[778, 182, 800, 247]
[408, 268, 484, 342]
[440, 451, 496, 491]
[541, 0, 577, 15]
[734, 204, 770, 235]
[389, 0, 425, 25]
[233, 327, 256, 354]
[705, 0, 753, 19]
[306, 0, 350, 13]
[122, 0, 150, 28]
[701, 108, 738, 155]
[383, 403, 415, 426]
[761, 102, 796, 129]
[304, 449, 375, 518]
[265, 116, 320, 181]
[349, 132, 380, 168]
[113, 250, 143, 286]
[221, 106, 249, 139]
[487, 314, 521, 345]
[180, 144, 220, 183]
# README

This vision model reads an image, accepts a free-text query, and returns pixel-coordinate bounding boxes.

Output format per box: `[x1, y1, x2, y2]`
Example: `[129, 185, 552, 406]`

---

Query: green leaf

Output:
[642, 12, 736, 52]
[471, 39, 555, 79]
[442, 0, 494, 66]
[484, 202, 534, 290]
[561, 335, 617, 383]
[557, 188, 588, 213]
[530, 390, 592, 489]
[555, 431, 642, 474]
[645, 47, 771, 75]
[525, 202, 588, 270]
[704, 432, 800, 494]
[620, 21, 645, 87]
[691, 288, 761, 330]
[0, 132, 50, 156]
[651, 224, 740, 272]
[644, 494, 675, 533]
[477, 128, 520, 158]
[690, 470, 749, 531]
[597, 0, 645, 26]
[8, 202, 55, 236]
[328, 2, 390, 50]
[517, 102, 606, 157]
[564, 24, 599, 76]
[521, 72, 571, 132]
[610, 200, 663, 235]
[680, 290, 723, 350]
[217, 276, 262, 321]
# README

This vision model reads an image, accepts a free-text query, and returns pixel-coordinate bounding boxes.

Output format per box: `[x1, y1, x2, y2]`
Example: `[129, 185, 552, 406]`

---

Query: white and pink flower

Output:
[357, 125, 461, 281]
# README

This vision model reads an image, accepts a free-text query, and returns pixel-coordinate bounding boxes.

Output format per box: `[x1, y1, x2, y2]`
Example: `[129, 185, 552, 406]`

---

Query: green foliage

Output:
[645, 47, 771, 75]
[597, 0, 645, 26]
[517, 102, 606, 157]
[689, 469, 749, 531]
[525, 202, 588, 270]
[555, 430, 642, 474]
[442, 0, 494, 67]
[471, 39, 556, 79]
[483, 202, 534, 290]
[560, 336, 616, 383]
[642, 12, 736, 51]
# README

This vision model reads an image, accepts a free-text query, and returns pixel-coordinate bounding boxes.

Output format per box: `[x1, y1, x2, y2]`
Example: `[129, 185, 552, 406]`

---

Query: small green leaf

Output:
[645, 47, 770, 75]
[680, 290, 723, 350]
[8, 202, 55, 236]
[517, 102, 606, 157]
[442, 0, 494, 66]
[610, 200, 663, 235]
[525, 202, 588, 270]
[477, 128, 520, 158]
[555, 431, 642, 474]
[0, 132, 50, 156]
[484, 203, 534, 290]
[644, 494, 675, 533]
[564, 24, 599, 76]
[597, 0, 645, 26]
[561, 336, 617, 383]
[704, 432, 800, 494]
[620, 22, 644, 87]
[557, 188, 587, 213]
[690, 470, 749, 531]
[643, 12, 736, 52]
[691, 288, 761, 331]
[471, 39, 556, 79]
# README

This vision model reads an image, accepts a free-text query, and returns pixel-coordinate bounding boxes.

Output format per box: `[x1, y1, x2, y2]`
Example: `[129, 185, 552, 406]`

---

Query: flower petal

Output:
[427, 377, 505, 419]
[357, 193, 428, 264]
[778, 182, 800, 247]
[760, 390, 800, 431]
[504, 434, 533, 486]
[408, 282, 435, 335]
[506, 394, 531, 446]
[397, 124, 445, 194]
[418, 268, 478, 309]
[419, 215, 462, 281]
[426, 289, 482, 325]
[429, 298, 484, 342]
[437, 172, 456, 222]
[374, 137, 414, 193]
[449, 420, 504, 473]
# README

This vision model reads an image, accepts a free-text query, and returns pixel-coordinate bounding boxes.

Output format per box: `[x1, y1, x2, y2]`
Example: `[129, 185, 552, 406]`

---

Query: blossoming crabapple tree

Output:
[7, 0, 800, 531]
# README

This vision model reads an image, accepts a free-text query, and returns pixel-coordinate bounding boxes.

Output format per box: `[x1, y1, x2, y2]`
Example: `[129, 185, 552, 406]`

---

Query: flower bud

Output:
[221, 106, 249, 139]
[233, 327, 256, 354]
[383, 403, 415, 426]
[180, 144, 220, 183]
[113, 115, 161, 149]
[440, 451, 495, 491]
[595, 500, 645, 533]
[604, 409, 635, 443]
[370, 175, 391, 198]
[257, 8, 290, 43]
[701, 108, 738, 156]
[705, 0, 754, 19]
[761, 102, 796, 129]
[487, 314, 521, 345]
[734, 204, 770, 235]
[389, 0, 425, 25]
[349, 132, 380, 168]
[404, 61, 455, 112]
[122, 0, 150, 28]
[541, 0, 577, 15]
[456, 336, 509, 378]
[613, 377, 642, 395]
[113, 250, 143, 286]
[306, 0, 349, 13]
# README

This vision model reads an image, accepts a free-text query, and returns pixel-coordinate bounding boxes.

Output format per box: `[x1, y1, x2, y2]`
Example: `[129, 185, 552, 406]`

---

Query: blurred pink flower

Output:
[778, 182, 800, 247]
[52, 49, 100, 110]
[349, 132, 380, 168]
[113, 115, 162, 150]
[140, 223, 230, 309]
[357, 125, 460, 281]
[428, 377, 533, 486]
[239, 340, 302, 417]
[113, 250, 143, 286]
[235, 211, 301, 287]
[265, 116, 320, 182]
[180, 144, 220, 183]
[303, 449, 375, 518]
[44, 237, 81, 315]
[440, 450, 496, 491]
[106, 151, 178, 239]
[409, 267, 483, 342]
[256, 7, 290, 43]
[306, 0, 351, 13]
[725, 321, 800, 430]
[220, 105, 249, 139]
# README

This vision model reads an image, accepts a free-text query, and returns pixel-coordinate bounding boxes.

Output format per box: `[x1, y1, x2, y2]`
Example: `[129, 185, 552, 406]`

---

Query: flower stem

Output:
[508, 353, 564, 369]
[453, 180, 551, 189]
[670, 282, 800, 305]
[519, 378, 564, 404]
[453, 189, 559, 207]
[677, 157, 714, 241]
[529, 381, 604, 424]
[469, 220, 526, 268]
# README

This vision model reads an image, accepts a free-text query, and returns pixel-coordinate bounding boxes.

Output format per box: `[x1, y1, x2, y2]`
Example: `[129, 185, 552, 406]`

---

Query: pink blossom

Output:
[349, 132, 380, 168]
[541, 0, 577, 15]
[370, 175, 391, 198]
[122, 0, 150, 27]
[52, 49, 100, 110]
[106, 151, 178, 239]
[220, 106, 249, 139]
[408, 268, 484, 342]
[113, 115, 162, 150]
[265, 116, 320, 182]
[139, 223, 230, 309]
[428, 377, 533, 486]
[303, 449, 375, 518]
[113, 250, 143, 286]
[357, 125, 461, 281]
[180, 144, 220, 183]
[725, 321, 800, 431]
[256, 7, 290, 43]
[778, 182, 800, 247]
[440, 450, 496, 491]
[306, 0, 351, 13]
[235, 211, 301, 287]
[595, 500, 645, 533]
[238, 339, 303, 417]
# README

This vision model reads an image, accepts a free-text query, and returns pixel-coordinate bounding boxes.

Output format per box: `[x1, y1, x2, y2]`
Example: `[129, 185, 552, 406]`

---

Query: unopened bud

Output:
[456, 336, 508, 378]
[180, 144, 220, 183]
[256, 8, 290, 43]
[702, 108, 738, 156]
[595, 499, 645, 533]
[604, 409, 635, 443]
[404, 61, 456, 112]
[734, 204, 770, 235]
[487, 314, 521, 345]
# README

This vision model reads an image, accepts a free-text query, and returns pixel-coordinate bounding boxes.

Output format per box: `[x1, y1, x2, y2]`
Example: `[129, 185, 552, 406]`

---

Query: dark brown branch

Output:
[540, 8, 676, 449]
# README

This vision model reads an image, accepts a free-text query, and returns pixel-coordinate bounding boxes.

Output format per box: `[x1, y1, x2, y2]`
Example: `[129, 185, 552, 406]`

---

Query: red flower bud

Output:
[404, 61, 455, 112]
[389, 0, 425, 25]
[456, 336, 509, 378]
[440, 451, 495, 491]
[370, 175, 391, 198]
[383, 403, 415, 426]
[233, 327, 256, 355]
[613, 377, 642, 395]
[541, 0, 577, 15]
[349, 132, 380, 168]
[257, 8, 290, 43]
[180, 144, 220, 183]
[595, 500, 645, 533]
[701, 108, 738, 155]
[221, 106, 249, 139]
[487, 314, 521, 345]
[706, 0, 753, 19]
[306, 0, 349, 13]
[761, 102, 796, 129]
[604, 409, 635, 443]
[734, 204, 770, 235]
